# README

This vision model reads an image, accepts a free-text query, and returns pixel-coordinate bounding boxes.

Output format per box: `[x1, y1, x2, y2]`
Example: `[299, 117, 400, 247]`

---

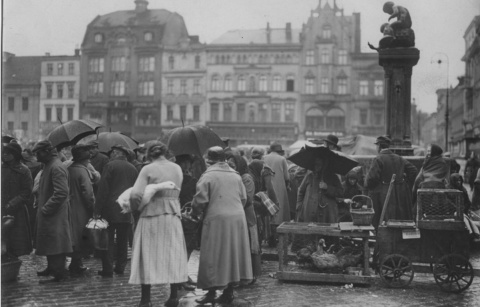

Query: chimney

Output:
[286, 22, 292, 42]
[353, 13, 361, 53]
[135, 0, 149, 14]
[45, 52, 50, 57]
[74, 49, 80, 56]
[189, 35, 200, 44]
[266, 22, 271, 44]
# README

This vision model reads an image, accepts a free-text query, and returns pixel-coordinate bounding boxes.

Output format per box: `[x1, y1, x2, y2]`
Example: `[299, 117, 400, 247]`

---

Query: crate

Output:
[350, 195, 374, 226]
[1, 259, 22, 283]
[417, 189, 464, 221]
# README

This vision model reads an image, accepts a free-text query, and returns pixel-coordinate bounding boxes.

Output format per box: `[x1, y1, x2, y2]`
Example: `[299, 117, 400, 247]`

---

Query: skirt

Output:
[129, 213, 188, 285]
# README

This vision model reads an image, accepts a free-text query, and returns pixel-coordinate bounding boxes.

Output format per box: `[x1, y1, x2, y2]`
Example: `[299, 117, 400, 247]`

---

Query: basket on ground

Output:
[350, 195, 374, 226]
[1, 259, 22, 282]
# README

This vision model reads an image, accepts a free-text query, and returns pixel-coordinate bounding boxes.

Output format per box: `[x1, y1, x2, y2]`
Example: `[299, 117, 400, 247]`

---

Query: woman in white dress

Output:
[129, 141, 188, 307]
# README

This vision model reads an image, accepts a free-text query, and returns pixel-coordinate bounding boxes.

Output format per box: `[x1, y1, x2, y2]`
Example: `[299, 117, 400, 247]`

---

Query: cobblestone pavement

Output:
[2, 247, 480, 307]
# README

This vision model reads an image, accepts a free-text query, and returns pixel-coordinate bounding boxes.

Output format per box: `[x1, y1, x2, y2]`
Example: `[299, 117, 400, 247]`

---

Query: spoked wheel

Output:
[433, 254, 474, 293]
[379, 254, 414, 288]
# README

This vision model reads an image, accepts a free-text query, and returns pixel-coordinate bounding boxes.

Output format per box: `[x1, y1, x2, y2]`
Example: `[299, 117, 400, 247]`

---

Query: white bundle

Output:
[85, 218, 109, 229]
[117, 181, 179, 213]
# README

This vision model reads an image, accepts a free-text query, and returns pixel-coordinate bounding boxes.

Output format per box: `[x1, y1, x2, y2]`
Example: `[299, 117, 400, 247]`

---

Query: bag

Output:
[255, 191, 280, 216]
[181, 202, 200, 234]
[85, 218, 109, 251]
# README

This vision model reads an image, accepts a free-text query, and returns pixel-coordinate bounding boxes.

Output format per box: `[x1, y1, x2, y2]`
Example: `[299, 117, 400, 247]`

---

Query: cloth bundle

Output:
[116, 181, 179, 213]
[256, 191, 280, 216]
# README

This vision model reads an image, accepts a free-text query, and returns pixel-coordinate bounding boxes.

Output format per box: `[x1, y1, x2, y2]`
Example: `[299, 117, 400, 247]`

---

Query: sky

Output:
[2, 0, 480, 114]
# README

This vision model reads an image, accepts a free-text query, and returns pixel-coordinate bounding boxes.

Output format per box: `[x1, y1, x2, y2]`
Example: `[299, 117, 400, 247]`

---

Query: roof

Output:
[211, 28, 301, 45]
[90, 9, 182, 28]
[3, 55, 42, 86]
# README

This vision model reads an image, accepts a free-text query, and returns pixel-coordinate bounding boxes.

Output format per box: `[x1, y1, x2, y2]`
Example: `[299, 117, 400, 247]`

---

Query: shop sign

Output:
[305, 131, 344, 137]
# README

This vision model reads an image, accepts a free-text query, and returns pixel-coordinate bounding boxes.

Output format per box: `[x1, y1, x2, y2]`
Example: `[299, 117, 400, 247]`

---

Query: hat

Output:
[206, 146, 226, 164]
[251, 147, 265, 160]
[374, 136, 392, 145]
[32, 140, 54, 153]
[269, 143, 284, 154]
[71, 144, 91, 162]
[430, 144, 443, 157]
[3, 142, 23, 160]
[110, 144, 130, 157]
[323, 134, 339, 148]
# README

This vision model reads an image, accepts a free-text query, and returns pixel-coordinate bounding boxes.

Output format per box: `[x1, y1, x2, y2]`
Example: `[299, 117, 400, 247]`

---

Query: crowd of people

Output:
[2, 133, 480, 307]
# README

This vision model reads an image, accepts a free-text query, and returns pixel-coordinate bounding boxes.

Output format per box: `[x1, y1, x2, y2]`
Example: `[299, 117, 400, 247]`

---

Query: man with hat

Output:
[323, 134, 340, 151]
[86, 140, 109, 178]
[364, 136, 417, 229]
[263, 143, 291, 243]
[32, 140, 73, 282]
[95, 144, 138, 277]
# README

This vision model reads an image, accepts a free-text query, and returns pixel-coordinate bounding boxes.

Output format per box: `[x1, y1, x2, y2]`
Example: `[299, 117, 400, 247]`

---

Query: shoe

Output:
[69, 266, 88, 274]
[187, 276, 197, 286]
[97, 270, 113, 277]
[164, 298, 179, 307]
[215, 291, 234, 304]
[248, 277, 257, 285]
[138, 301, 152, 307]
[38, 274, 66, 283]
[36, 268, 52, 277]
[177, 282, 195, 291]
[195, 293, 216, 305]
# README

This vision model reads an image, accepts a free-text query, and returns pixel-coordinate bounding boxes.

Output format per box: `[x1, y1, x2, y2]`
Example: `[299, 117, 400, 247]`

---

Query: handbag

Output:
[85, 218, 109, 251]
[255, 191, 280, 216]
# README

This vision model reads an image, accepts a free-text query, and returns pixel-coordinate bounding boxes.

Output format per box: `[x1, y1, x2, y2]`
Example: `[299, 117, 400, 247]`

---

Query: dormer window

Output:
[322, 25, 331, 39]
[94, 33, 103, 43]
[144, 32, 153, 42]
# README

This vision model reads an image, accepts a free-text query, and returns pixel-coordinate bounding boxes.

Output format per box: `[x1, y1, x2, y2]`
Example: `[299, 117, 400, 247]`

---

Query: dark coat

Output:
[364, 149, 417, 228]
[68, 163, 95, 250]
[179, 174, 197, 208]
[96, 157, 138, 223]
[1, 162, 33, 257]
[35, 156, 73, 255]
[90, 152, 109, 175]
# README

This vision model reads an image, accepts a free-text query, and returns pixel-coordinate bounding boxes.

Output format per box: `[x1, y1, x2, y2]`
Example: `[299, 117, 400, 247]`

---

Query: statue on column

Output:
[368, 1, 415, 51]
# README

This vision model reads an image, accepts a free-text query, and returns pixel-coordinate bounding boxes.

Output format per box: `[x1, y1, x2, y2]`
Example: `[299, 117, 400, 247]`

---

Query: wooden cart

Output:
[276, 222, 374, 285]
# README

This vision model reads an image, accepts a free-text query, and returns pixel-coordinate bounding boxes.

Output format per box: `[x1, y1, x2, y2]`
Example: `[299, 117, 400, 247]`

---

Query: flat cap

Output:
[206, 146, 226, 164]
[32, 140, 54, 153]
[374, 136, 392, 145]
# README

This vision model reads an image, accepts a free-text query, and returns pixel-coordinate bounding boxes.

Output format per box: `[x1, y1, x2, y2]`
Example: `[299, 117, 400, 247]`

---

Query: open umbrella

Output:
[97, 132, 139, 153]
[288, 144, 359, 176]
[47, 119, 103, 148]
[166, 125, 225, 156]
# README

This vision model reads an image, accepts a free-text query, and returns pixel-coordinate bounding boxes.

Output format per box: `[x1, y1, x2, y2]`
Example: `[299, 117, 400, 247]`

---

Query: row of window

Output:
[45, 82, 75, 99]
[210, 75, 295, 92]
[168, 55, 201, 70]
[208, 102, 295, 123]
[94, 31, 154, 44]
[359, 109, 384, 126]
[44, 106, 75, 122]
[87, 81, 155, 97]
[165, 105, 201, 122]
[7, 97, 29, 111]
[6, 121, 28, 132]
[212, 53, 298, 65]
[46, 62, 76, 76]
[166, 79, 202, 95]
[304, 49, 347, 65]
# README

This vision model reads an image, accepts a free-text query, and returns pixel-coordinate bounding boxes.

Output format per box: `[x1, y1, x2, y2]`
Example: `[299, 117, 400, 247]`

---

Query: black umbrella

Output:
[96, 132, 139, 153]
[166, 125, 225, 157]
[47, 119, 103, 148]
[287, 144, 359, 176]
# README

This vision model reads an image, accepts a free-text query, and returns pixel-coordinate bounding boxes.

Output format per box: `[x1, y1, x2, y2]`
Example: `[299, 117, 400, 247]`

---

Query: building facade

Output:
[39, 53, 81, 139]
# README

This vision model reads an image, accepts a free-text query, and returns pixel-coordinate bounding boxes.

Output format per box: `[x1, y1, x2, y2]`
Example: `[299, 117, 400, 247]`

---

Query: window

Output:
[326, 108, 345, 130]
[56, 107, 63, 122]
[305, 78, 315, 94]
[110, 110, 129, 124]
[321, 48, 330, 63]
[224, 76, 232, 91]
[193, 106, 200, 121]
[67, 107, 74, 121]
[320, 78, 330, 93]
[137, 110, 158, 127]
[360, 109, 367, 125]
[180, 106, 187, 121]
[193, 79, 200, 94]
[22, 97, 28, 111]
[57, 83, 64, 98]
[88, 81, 104, 96]
[210, 103, 219, 121]
[211, 76, 220, 91]
[167, 79, 174, 94]
[338, 50, 347, 65]
[285, 103, 295, 122]
[94, 33, 103, 43]
[374, 80, 384, 96]
[306, 50, 314, 65]
[237, 76, 246, 91]
[138, 81, 154, 96]
[46, 83, 53, 98]
[272, 103, 281, 122]
[46, 107, 52, 121]
[237, 103, 245, 121]
[248, 106, 255, 122]
[111, 56, 127, 71]
[248, 76, 256, 92]
[359, 80, 369, 96]
[273, 75, 281, 91]
[110, 81, 125, 96]
[259, 75, 268, 92]
[374, 110, 383, 126]
[67, 82, 75, 98]
[322, 25, 331, 39]
[195, 55, 201, 69]
[68, 63, 75, 75]
[224, 103, 232, 121]
[144, 32, 153, 41]
[337, 78, 347, 94]
[139, 57, 155, 72]
[89, 58, 104, 72]
[286, 76, 295, 92]
[8, 97, 14, 111]
[57, 63, 64, 75]
[47, 63, 53, 76]
[168, 55, 174, 70]
[180, 79, 187, 94]
[306, 108, 324, 130]
[258, 103, 267, 122]
[166, 105, 173, 120]
[7, 122, 14, 131]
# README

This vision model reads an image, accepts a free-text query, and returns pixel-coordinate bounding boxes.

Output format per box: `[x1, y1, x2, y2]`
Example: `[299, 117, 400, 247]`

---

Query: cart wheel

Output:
[433, 254, 474, 293]
[379, 254, 414, 288]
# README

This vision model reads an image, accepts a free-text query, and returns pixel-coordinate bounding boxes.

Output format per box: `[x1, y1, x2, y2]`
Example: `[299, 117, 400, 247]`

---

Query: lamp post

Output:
[432, 53, 449, 152]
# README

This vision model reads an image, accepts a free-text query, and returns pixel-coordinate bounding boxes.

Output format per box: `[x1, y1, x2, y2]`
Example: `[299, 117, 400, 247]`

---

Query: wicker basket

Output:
[350, 195, 374, 226]
[1, 259, 22, 283]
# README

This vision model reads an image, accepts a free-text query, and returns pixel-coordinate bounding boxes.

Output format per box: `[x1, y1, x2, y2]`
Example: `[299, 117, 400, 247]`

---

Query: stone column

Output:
[379, 47, 420, 156]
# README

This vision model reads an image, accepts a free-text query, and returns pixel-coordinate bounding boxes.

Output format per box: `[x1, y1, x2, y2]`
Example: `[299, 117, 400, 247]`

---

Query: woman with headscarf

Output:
[338, 170, 364, 222]
[129, 141, 188, 307]
[1, 141, 33, 258]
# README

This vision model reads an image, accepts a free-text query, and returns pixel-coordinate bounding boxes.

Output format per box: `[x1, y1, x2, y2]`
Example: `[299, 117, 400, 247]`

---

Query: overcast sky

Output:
[3, 0, 480, 113]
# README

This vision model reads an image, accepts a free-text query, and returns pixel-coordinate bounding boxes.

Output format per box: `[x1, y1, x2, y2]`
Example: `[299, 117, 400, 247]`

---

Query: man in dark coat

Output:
[87, 140, 109, 194]
[95, 145, 138, 277]
[364, 136, 417, 229]
[33, 140, 73, 282]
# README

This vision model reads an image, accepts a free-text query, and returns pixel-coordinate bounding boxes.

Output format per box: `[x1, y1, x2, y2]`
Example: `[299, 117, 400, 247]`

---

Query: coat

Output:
[35, 156, 73, 256]
[263, 152, 290, 224]
[96, 157, 138, 224]
[192, 162, 253, 289]
[68, 162, 95, 250]
[364, 149, 417, 228]
[1, 162, 33, 257]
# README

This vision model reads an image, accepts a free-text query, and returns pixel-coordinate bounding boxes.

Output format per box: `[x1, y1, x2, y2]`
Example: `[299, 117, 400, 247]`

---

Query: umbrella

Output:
[47, 119, 103, 148]
[97, 132, 139, 153]
[166, 125, 225, 156]
[287, 144, 359, 176]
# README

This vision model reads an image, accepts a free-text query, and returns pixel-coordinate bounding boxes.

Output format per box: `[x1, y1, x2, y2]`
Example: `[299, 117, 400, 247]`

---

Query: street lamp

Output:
[432, 53, 449, 152]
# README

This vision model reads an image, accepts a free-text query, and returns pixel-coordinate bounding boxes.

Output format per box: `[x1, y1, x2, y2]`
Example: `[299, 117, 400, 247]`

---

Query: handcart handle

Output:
[379, 174, 396, 226]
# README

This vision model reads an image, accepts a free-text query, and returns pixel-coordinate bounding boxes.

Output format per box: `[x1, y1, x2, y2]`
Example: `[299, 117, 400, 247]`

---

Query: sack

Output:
[85, 218, 109, 251]
[255, 191, 280, 216]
